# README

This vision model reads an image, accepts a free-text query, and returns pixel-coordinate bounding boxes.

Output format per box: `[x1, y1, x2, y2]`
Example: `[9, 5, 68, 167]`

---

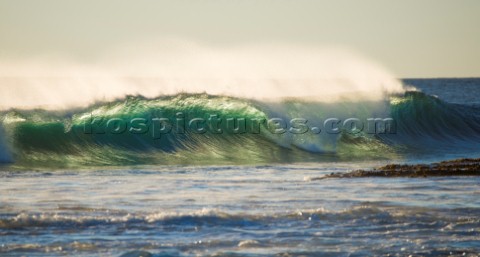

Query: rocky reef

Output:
[321, 158, 480, 179]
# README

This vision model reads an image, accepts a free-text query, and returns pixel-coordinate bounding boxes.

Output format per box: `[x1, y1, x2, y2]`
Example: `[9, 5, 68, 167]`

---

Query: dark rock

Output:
[320, 157, 480, 179]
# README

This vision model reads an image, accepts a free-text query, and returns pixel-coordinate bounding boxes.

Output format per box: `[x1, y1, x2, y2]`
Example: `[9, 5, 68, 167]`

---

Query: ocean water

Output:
[1, 78, 480, 256]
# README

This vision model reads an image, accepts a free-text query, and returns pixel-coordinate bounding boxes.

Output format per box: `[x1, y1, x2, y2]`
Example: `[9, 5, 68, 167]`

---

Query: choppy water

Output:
[1, 78, 480, 256]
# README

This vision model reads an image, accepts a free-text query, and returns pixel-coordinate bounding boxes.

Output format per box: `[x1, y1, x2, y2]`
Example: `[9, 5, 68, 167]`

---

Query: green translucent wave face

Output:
[2, 94, 286, 168]
[7, 92, 475, 168]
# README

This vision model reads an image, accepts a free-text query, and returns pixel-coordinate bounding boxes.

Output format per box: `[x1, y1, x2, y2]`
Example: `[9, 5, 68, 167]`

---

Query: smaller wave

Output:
[2, 205, 478, 230]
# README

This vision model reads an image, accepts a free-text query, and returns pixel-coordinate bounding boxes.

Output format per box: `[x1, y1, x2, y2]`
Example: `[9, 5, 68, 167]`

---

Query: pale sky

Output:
[0, 0, 479, 78]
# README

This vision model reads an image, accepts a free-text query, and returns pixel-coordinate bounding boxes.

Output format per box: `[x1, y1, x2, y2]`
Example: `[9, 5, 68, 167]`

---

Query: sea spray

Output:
[0, 41, 404, 110]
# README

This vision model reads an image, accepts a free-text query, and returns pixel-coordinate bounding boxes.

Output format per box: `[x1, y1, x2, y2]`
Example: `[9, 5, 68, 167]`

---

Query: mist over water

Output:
[0, 41, 404, 110]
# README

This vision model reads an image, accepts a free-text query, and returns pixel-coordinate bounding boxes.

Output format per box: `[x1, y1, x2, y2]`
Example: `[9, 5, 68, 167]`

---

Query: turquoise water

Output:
[1, 79, 480, 256]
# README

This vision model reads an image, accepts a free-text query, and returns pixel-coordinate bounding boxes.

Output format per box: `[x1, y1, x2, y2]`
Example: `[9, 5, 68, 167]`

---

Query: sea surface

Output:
[1, 78, 480, 256]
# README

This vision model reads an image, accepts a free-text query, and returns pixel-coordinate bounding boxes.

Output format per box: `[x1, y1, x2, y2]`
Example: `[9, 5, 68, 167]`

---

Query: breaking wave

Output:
[1, 90, 480, 168]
